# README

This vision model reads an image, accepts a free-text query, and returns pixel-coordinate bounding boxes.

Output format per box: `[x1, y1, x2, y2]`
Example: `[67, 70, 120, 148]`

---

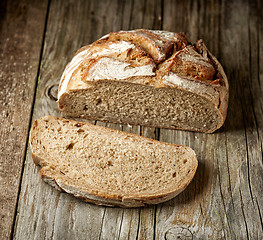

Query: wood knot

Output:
[165, 227, 193, 240]
[45, 84, 58, 101]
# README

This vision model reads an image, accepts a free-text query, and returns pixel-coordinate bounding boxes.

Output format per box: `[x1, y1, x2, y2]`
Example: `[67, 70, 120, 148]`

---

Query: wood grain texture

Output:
[11, 0, 263, 239]
[0, 0, 48, 239]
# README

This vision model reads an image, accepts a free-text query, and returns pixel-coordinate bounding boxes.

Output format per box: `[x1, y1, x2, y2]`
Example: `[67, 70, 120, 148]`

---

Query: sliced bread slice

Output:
[30, 116, 198, 207]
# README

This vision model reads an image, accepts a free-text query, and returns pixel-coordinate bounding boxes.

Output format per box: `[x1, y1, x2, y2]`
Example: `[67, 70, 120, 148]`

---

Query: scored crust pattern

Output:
[58, 29, 227, 99]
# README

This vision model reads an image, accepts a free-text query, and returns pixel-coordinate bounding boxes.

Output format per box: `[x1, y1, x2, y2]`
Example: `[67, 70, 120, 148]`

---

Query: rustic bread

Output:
[30, 116, 198, 207]
[58, 29, 228, 133]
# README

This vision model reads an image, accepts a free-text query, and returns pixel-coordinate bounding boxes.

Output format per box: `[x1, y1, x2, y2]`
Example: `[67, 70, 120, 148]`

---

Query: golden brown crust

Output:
[158, 45, 216, 81]
[59, 30, 226, 91]
[92, 29, 190, 64]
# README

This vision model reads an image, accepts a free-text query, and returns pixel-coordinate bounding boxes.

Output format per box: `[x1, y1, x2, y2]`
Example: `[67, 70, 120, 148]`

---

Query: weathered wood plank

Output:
[0, 0, 48, 239]
[157, 0, 263, 239]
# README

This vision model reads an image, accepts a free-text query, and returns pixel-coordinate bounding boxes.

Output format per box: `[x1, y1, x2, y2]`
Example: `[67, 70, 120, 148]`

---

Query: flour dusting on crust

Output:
[163, 72, 220, 105]
[87, 57, 155, 81]
[58, 41, 153, 99]
[58, 49, 90, 99]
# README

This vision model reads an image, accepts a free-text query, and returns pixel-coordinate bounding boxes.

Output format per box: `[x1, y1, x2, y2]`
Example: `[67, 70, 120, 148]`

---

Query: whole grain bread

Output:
[30, 116, 198, 207]
[58, 29, 228, 133]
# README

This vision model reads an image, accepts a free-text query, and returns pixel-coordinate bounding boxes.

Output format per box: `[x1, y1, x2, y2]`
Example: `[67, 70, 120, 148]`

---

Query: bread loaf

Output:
[30, 116, 198, 207]
[58, 29, 228, 133]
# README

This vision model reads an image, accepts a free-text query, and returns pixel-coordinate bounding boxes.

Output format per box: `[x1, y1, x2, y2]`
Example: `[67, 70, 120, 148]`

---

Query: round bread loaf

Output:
[58, 29, 228, 133]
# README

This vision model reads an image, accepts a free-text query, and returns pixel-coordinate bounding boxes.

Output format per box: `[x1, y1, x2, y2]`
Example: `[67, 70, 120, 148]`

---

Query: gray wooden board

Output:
[0, 0, 48, 239]
[12, 0, 263, 239]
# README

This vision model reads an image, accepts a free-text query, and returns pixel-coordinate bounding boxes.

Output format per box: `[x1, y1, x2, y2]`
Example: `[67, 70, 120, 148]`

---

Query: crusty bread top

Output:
[58, 29, 228, 113]
[30, 116, 198, 207]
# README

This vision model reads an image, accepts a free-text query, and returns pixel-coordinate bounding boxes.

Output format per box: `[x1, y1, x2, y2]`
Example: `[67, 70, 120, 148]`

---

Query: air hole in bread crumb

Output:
[172, 172, 177, 178]
[57, 127, 61, 132]
[183, 159, 187, 164]
[107, 160, 113, 166]
[75, 123, 83, 127]
[96, 98, 102, 105]
[66, 143, 75, 150]
[77, 129, 85, 133]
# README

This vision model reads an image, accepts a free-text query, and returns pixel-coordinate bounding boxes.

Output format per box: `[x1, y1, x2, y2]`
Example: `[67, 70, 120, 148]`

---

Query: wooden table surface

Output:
[1, 0, 262, 239]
